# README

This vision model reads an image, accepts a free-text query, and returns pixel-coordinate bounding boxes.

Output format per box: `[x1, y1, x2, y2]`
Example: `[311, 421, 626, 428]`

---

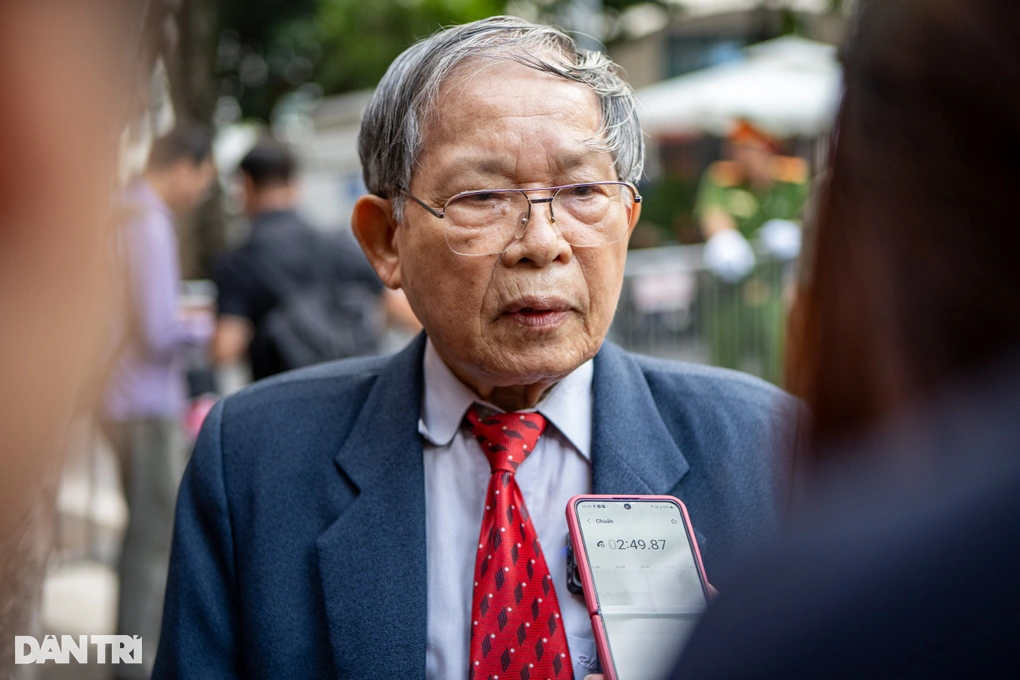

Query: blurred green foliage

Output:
[636, 176, 701, 245]
[312, 0, 506, 96]
[214, 0, 320, 121]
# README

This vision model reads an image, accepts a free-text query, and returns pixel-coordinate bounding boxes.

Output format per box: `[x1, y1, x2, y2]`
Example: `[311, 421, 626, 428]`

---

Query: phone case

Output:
[565, 494, 711, 680]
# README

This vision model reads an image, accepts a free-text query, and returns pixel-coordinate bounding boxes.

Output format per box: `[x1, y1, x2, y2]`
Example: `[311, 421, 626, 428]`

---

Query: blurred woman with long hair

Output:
[668, 0, 1020, 676]
[788, 0, 1020, 458]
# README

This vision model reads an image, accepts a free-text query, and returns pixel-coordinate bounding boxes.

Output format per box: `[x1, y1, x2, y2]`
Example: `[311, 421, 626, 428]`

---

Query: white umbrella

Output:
[636, 36, 843, 137]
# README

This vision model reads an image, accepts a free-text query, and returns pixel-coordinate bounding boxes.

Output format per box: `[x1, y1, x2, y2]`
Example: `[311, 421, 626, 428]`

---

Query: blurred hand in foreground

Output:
[759, 219, 802, 261]
[0, 0, 139, 670]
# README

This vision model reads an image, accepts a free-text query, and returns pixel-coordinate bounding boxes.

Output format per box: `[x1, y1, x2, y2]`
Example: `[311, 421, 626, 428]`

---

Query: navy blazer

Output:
[154, 334, 799, 679]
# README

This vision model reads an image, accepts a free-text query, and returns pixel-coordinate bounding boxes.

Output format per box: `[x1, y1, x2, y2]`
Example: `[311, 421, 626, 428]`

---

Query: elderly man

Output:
[154, 17, 798, 680]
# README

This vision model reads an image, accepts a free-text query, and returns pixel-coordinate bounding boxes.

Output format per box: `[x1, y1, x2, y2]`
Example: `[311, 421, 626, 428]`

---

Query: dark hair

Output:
[239, 139, 297, 190]
[788, 0, 1020, 455]
[147, 124, 213, 171]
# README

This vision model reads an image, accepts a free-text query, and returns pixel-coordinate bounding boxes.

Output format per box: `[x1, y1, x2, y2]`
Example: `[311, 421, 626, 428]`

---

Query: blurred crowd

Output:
[2, 0, 1020, 678]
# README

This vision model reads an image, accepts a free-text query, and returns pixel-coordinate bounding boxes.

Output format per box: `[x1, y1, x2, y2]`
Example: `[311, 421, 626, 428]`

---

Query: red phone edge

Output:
[565, 494, 712, 680]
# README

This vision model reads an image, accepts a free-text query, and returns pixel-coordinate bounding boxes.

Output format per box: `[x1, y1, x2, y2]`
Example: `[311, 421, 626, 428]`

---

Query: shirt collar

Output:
[418, 337, 593, 460]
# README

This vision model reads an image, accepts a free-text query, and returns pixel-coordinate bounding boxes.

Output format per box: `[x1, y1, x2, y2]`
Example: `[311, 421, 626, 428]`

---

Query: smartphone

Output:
[566, 495, 711, 680]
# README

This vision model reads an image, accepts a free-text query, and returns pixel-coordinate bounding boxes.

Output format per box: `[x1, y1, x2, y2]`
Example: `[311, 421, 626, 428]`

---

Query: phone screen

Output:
[575, 499, 708, 680]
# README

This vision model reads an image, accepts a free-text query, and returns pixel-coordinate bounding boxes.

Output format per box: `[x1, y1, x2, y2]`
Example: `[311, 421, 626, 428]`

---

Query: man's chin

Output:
[483, 337, 598, 384]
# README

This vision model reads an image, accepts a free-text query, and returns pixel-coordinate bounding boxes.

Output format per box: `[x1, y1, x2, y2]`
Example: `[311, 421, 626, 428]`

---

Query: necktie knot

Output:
[464, 405, 547, 474]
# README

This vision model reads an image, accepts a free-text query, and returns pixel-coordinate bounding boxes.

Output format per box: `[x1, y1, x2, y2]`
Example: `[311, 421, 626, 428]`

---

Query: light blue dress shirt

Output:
[419, 338, 599, 679]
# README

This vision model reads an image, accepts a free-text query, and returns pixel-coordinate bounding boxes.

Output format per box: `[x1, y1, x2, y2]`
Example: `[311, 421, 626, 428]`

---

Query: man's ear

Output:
[627, 197, 642, 236]
[352, 194, 402, 289]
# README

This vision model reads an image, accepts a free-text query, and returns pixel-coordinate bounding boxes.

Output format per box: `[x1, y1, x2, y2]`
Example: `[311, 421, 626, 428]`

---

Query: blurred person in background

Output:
[696, 120, 809, 384]
[0, 0, 171, 675]
[155, 17, 800, 680]
[101, 125, 217, 678]
[212, 138, 415, 381]
[658, 0, 1020, 677]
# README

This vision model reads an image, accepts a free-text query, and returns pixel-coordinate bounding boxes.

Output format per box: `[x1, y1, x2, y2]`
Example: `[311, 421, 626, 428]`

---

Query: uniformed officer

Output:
[695, 120, 809, 383]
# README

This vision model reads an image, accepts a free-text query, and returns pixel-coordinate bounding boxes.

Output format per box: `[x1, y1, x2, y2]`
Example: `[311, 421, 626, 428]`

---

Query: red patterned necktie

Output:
[465, 405, 573, 680]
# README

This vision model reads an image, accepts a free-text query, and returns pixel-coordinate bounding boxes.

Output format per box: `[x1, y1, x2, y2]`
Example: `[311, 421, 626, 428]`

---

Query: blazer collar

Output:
[591, 341, 690, 495]
[317, 333, 429, 677]
[331, 332, 427, 490]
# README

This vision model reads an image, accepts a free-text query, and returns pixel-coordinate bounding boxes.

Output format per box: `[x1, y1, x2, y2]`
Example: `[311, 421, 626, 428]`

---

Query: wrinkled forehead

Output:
[436, 52, 599, 107]
[416, 56, 611, 183]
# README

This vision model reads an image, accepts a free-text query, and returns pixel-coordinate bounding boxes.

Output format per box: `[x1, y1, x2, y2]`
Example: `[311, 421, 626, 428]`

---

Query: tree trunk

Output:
[167, 0, 226, 280]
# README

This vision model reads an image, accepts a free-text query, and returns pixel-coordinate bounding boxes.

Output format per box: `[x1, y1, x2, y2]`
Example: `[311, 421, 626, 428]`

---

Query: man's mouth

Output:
[502, 297, 572, 329]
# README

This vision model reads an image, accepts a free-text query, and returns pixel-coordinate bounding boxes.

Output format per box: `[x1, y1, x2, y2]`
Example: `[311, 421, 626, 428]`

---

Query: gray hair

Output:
[358, 16, 644, 220]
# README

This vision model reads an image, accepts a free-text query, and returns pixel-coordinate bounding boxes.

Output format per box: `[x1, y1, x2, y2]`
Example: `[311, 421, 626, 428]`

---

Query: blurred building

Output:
[284, 90, 374, 231]
[610, 0, 846, 90]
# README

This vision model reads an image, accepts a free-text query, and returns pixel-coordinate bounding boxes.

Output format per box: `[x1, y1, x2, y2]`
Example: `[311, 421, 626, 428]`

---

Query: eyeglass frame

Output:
[396, 180, 642, 253]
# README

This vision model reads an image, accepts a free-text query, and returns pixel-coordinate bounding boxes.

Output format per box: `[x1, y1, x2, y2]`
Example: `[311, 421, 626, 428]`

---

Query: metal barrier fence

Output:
[610, 244, 794, 384]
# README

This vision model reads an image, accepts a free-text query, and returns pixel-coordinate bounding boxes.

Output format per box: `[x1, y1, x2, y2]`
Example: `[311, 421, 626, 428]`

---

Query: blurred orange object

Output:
[728, 118, 782, 153]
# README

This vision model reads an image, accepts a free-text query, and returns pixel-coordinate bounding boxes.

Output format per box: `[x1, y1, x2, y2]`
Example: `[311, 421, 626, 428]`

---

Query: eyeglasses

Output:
[399, 181, 642, 256]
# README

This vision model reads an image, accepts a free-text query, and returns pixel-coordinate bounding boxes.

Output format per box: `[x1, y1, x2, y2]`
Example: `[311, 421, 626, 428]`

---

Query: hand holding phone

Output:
[566, 495, 710, 680]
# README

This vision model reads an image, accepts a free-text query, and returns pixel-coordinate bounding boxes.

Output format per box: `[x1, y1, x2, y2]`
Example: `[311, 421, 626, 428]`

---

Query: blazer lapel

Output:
[316, 334, 429, 678]
[591, 341, 690, 495]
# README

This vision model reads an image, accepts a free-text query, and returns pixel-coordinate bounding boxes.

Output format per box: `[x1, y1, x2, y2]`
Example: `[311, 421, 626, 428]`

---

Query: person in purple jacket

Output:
[101, 124, 217, 679]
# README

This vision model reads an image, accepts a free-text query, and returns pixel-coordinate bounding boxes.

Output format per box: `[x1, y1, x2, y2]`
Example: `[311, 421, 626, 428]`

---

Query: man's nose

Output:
[503, 196, 571, 266]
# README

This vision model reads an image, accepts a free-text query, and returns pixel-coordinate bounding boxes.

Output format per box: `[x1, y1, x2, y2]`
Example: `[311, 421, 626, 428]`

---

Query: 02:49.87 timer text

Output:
[605, 539, 666, 550]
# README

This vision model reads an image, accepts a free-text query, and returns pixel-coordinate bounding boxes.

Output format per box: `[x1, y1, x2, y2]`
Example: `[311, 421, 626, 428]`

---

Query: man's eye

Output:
[459, 192, 514, 208]
[565, 185, 598, 197]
